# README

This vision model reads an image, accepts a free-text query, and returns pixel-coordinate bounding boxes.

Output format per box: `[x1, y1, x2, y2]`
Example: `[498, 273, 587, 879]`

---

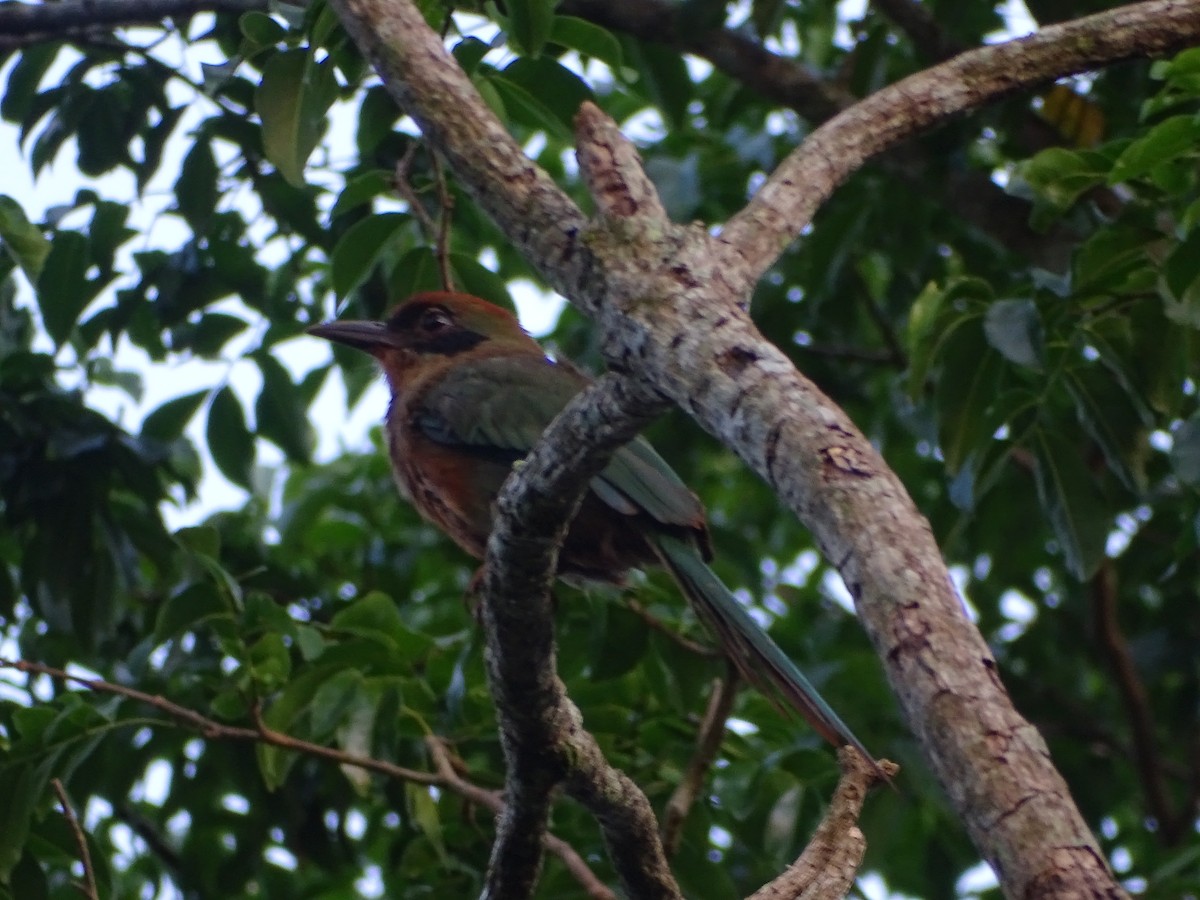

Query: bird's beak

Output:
[307, 319, 393, 351]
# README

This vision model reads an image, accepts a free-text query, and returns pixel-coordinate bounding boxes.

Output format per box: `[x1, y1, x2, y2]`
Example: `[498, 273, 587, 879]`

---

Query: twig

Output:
[2, 658, 614, 898]
[661, 674, 738, 856]
[625, 598, 722, 659]
[392, 141, 438, 236]
[431, 152, 456, 291]
[52, 779, 99, 900]
[748, 747, 896, 900]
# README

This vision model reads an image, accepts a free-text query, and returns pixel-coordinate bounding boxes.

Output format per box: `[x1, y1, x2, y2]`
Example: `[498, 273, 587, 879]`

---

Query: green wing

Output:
[417, 355, 703, 529]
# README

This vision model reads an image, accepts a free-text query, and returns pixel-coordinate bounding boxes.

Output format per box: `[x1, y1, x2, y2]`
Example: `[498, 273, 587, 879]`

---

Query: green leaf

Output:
[0, 195, 49, 281]
[35, 231, 89, 344]
[310, 668, 364, 738]
[936, 321, 1004, 474]
[175, 141, 219, 230]
[1063, 367, 1147, 493]
[331, 591, 433, 659]
[1109, 115, 1200, 184]
[206, 386, 255, 489]
[248, 632, 292, 689]
[142, 390, 207, 441]
[1030, 428, 1109, 580]
[1017, 147, 1110, 210]
[329, 169, 392, 220]
[550, 17, 623, 72]
[255, 50, 338, 187]
[240, 10, 287, 52]
[254, 352, 313, 463]
[507, 0, 556, 56]
[629, 42, 692, 131]
[154, 582, 230, 642]
[983, 298, 1043, 371]
[485, 71, 572, 140]
[499, 57, 592, 135]
[588, 604, 650, 680]
[330, 212, 408, 297]
[175, 524, 221, 557]
[406, 784, 447, 862]
[387, 246, 444, 298]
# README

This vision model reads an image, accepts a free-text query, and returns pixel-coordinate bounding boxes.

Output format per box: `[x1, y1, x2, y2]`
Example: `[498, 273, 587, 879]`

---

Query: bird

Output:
[310, 291, 874, 763]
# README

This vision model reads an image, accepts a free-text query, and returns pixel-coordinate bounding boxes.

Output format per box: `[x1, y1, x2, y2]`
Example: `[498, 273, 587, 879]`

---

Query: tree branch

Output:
[0, 0, 266, 39]
[662, 674, 739, 856]
[325, 1, 1172, 894]
[559, 0, 1071, 269]
[1091, 563, 1183, 844]
[1, 658, 613, 898]
[748, 748, 895, 900]
[51, 778, 99, 900]
[719, 0, 1200, 280]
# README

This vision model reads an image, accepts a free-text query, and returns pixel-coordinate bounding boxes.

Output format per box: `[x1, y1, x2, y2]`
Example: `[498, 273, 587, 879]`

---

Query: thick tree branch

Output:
[720, 0, 1200, 279]
[559, 0, 1070, 269]
[326, 1, 1186, 895]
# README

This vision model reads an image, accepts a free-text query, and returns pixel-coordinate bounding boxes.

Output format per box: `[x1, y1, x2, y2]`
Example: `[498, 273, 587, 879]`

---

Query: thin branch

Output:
[1091, 563, 1183, 844]
[393, 142, 438, 236]
[113, 801, 189, 891]
[52, 779, 99, 900]
[330, 0, 587, 304]
[1, 659, 613, 897]
[661, 674, 738, 856]
[720, 0, 1200, 281]
[748, 748, 895, 900]
[625, 599, 722, 659]
[431, 153, 456, 292]
[0, 0, 266, 35]
[4, 657, 439, 781]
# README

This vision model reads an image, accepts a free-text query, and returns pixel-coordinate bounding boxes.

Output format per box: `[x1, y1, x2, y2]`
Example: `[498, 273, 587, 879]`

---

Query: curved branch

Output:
[560, 0, 1070, 269]
[720, 0, 1200, 279]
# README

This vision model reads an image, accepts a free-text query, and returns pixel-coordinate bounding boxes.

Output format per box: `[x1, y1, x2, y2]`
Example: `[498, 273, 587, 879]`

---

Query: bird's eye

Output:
[419, 307, 454, 333]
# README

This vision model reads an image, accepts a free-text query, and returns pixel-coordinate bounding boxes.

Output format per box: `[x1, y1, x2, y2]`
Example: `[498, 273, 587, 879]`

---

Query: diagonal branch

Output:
[1091, 563, 1185, 845]
[719, 0, 1200, 280]
[324, 0, 1172, 895]
[559, 0, 1069, 269]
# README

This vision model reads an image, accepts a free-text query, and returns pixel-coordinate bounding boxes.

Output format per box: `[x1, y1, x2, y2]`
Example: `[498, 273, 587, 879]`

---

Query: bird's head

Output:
[308, 292, 535, 385]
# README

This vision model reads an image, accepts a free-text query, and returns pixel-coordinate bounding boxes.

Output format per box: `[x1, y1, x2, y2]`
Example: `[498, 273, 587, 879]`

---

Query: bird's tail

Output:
[652, 533, 877, 767]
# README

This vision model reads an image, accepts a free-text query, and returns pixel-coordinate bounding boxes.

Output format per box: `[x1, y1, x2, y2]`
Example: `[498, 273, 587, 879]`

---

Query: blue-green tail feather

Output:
[652, 533, 877, 770]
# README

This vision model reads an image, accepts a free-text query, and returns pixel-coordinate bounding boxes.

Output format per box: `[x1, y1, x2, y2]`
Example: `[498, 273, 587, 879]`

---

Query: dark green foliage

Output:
[0, 2, 1198, 898]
